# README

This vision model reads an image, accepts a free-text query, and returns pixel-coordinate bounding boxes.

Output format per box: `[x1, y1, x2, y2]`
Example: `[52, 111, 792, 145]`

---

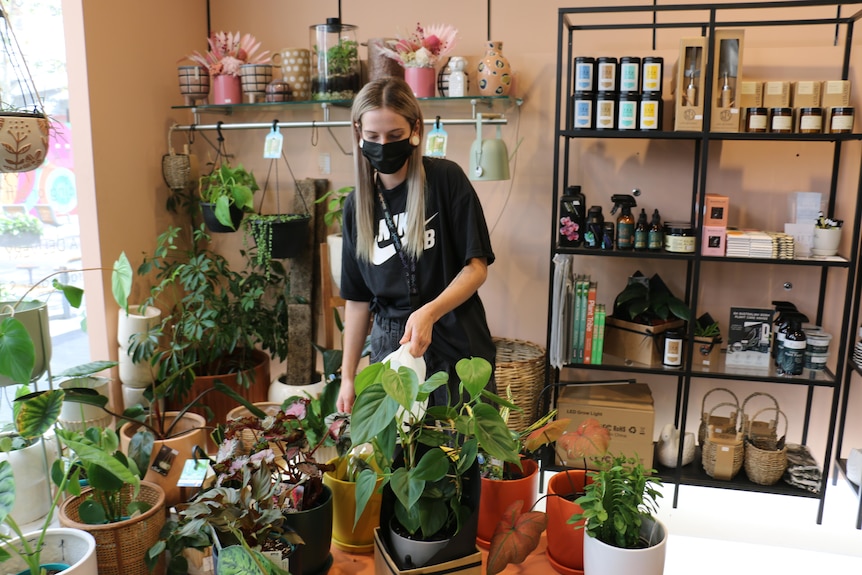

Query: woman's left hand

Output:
[400, 306, 435, 357]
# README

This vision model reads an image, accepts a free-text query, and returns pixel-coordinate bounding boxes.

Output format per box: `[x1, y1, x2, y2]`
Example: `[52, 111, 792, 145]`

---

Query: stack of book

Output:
[725, 229, 795, 259]
[569, 276, 605, 365]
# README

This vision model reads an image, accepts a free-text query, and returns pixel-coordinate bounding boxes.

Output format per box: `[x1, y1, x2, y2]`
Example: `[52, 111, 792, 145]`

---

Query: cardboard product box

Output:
[702, 225, 726, 256]
[674, 37, 707, 132]
[603, 316, 685, 367]
[704, 193, 729, 226]
[693, 336, 722, 368]
[792, 81, 822, 107]
[556, 383, 655, 469]
[725, 307, 774, 368]
[710, 29, 745, 133]
[763, 81, 791, 108]
[373, 529, 482, 575]
[822, 80, 852, 132]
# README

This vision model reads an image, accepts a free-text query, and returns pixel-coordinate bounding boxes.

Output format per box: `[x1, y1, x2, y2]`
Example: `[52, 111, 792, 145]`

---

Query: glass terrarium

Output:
[310, 17, 361, 101]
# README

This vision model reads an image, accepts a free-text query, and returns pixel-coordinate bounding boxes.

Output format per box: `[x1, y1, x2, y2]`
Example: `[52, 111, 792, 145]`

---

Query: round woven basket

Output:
[59, 481, 166, 575]
[701, 402, 744, 480]
[698, 387, 739, 446]
[744, 408, 788, 485]
[493, 337, 546, 432]
[741, 392, 780, 450]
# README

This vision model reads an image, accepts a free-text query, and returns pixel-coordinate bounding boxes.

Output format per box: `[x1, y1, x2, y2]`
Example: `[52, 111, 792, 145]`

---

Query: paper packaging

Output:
[556, 383, 655, 469]
[788, 191, 822, 224]
[704, 193, 729, 226]
[673, 37, 707, 132]
[702, 225, 726, 256]
[725, 307, 774, 368]
[604, 317, 685, 366]
[710, 29, 744, 133]
[792, 81, 822, 107]
[373, 529, 482, 575]
[822, 80, 852, 132]
[763, 81, 791, 108]
[694, 336, 721, 368]
[738, 81, 763, 130]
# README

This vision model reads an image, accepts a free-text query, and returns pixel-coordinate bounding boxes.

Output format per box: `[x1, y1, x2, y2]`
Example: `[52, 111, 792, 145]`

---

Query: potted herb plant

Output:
[350, 357, 520, 570]
[569, 454, 666, 575]
[0, 213, 43, 248]
[198, 163, 259, 232]
[693, 312, 722, 368]
[812, 210, 843, 256]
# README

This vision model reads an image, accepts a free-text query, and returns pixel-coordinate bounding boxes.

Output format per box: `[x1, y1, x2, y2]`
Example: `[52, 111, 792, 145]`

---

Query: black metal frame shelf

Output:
[547, 0, 862, 526]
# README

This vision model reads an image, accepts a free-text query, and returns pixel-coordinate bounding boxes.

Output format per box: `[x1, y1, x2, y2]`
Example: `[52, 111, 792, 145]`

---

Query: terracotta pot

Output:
[119, 411, 207, 509]
[546, 470, 588, 575]
[323, 457, 382, 553]
[476, 458, 539, 548]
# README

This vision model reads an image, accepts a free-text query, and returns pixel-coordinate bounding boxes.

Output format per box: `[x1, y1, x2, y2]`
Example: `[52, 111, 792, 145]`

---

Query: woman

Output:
[336, 77, 495, 412]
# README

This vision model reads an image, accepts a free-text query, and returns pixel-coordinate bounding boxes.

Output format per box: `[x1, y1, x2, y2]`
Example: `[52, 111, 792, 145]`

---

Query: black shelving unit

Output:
[548, 0, 862, 524]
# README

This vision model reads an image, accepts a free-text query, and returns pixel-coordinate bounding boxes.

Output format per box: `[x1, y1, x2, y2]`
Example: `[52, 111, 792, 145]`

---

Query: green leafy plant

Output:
[695, 320, 721, 339]
[199, 163, 260, 230]
[612, 271, 690, 325]
[0, 214, 42, 236]
[243, 213, 311, 274]
[314, 186, 353, 229]
[350, 357, 520, 540]
[568, 454, 663, 549]
[323, 40, 358, 76]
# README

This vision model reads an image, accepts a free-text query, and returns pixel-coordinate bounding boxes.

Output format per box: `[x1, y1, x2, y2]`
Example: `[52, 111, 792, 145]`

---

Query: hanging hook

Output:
[311, 120, 319, 147]
[187, 123, 196, 145]
[272, 119, 279, 131]
[435, 115, 441, 129]
[216, 120, 225, 143]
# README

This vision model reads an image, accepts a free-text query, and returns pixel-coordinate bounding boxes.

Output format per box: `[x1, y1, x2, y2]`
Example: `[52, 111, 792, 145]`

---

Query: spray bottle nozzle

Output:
[609, 194, 638, 215]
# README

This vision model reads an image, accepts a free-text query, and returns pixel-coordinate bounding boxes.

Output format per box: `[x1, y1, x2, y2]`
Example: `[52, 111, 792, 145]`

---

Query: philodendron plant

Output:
[350, 357, 520, 541]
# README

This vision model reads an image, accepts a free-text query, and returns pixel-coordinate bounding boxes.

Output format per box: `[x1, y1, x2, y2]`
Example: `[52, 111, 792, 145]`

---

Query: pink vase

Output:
[404, 67, 437, 98]
[212, 74, 242, 105]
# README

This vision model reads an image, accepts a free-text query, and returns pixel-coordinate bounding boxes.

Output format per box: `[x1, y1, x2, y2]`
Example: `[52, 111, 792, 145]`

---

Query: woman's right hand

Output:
[336, 376, 356, 413]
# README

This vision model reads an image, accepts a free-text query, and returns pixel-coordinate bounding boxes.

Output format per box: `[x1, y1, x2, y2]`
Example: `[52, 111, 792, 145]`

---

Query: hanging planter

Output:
[246, 214, 310, 263]
[201, 201, 244, 233]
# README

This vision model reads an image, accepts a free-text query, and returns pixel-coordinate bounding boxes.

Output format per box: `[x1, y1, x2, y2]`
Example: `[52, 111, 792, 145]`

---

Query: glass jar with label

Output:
[595, 93, 617, 130]
[799, 107, 822, 134]
[619, 57, 640, 92]
[572, 91, 594, 130]
[663, 222, 695, 253]
[770, 107, 793, 133]
[745, 107, 768, 133]
[617, 92, 639, 130]
[663, 329, 683, 367]
[639, 92, 662, 130]
[830, 106, 855, 133]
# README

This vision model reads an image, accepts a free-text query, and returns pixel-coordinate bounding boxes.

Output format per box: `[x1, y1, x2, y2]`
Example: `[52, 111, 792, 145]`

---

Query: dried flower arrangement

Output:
[378, 22, 458, 68]
[186, 31, 270, 77]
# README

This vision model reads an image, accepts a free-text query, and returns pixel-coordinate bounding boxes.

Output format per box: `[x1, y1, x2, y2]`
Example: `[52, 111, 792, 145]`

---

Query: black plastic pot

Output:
[201, 202, 243, 233]
[282, 484, 333, 575]
[250, 214, 310, 259]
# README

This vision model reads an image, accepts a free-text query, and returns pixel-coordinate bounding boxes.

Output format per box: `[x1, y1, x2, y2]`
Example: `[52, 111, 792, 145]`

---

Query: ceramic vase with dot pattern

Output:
[273, 47, 311, 101]
[477, 41, 512, 96]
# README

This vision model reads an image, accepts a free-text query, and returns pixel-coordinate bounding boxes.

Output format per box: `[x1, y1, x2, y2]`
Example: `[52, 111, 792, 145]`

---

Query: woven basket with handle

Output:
[493, 337, 546, 432]
[701, 401, 744, 480]
[744, 407, 788, 485]
[698, 387, 740, 446]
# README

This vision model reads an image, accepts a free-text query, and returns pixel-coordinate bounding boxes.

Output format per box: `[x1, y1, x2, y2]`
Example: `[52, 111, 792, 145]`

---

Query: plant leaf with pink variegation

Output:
[557, 417, 610, 461]
[522, 418, 571, 452]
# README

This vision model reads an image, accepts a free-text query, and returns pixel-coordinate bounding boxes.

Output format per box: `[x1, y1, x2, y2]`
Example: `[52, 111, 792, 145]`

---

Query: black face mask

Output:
[360, 137, 415, 174]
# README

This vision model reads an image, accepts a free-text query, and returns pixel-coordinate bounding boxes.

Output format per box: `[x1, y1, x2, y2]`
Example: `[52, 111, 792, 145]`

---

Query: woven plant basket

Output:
[701, 402, 744, 480]
[698, 387, 740, 446]
[493, 338, 546, 432]
[58, 481, 166, 575]
[741, 392, 780, 450]
[744, 408, 788, 485]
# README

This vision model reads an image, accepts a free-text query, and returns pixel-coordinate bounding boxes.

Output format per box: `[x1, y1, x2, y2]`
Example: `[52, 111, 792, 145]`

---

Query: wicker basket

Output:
[744, 408, 788, 485]
[493, 337, 546, 432]
[698, 388, 740, 446]
[59, 481, 166, 575]
[701, 402, 744, 480]
[741, 392, 780, 449]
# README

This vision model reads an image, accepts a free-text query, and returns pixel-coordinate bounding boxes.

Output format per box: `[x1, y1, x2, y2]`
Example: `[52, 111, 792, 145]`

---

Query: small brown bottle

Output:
[648, 209, 663, 251]
[634, 208, 648, 251]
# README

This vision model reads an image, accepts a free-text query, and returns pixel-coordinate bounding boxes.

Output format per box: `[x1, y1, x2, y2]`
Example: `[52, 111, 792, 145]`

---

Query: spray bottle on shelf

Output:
[610, 194, 637, 250]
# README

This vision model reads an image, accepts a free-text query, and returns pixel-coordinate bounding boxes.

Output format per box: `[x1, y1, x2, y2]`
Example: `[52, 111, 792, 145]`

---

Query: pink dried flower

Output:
[184, 31, 270, 77]
[379, 22, 458, 68]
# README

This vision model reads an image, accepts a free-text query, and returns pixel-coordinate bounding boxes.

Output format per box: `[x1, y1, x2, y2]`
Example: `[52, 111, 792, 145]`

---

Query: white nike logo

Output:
[371, 212, 439, 266]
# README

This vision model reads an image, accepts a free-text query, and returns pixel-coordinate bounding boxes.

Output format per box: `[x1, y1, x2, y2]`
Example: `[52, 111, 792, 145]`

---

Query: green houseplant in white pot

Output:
[569, 453, 666, 575]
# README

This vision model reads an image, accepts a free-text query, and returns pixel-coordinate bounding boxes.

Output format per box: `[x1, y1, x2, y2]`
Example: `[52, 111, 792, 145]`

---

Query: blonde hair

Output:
[350, 77, 426, 262]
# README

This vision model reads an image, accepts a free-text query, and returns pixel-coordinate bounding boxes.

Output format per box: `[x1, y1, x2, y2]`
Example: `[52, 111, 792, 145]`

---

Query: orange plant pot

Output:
[476, 458, 539, 548]
[546, 469, 588, 575]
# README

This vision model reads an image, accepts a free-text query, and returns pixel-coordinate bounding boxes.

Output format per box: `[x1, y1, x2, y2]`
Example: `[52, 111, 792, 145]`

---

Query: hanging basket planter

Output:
[246, 214, 311, 265]
[201, 201, 244, 233]
[0, 112, 49, 173]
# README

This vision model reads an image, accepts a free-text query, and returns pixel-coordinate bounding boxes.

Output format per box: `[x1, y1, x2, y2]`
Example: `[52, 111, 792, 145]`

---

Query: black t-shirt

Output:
[341, 156, 496, 364]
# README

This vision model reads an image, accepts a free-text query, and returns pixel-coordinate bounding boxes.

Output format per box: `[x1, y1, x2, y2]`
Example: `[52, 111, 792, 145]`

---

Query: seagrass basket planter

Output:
[493, 337, 546, 432]
[741, 391, 780, 449]
[698, 387, 740, 446]
[58, 480, 166, 575]
[744, 408, 788, 486]
[701, 401, 744, 480]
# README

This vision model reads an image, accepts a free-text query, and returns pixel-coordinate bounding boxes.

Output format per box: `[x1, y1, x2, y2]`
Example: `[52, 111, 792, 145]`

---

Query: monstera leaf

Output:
[486, 500, 547, 575]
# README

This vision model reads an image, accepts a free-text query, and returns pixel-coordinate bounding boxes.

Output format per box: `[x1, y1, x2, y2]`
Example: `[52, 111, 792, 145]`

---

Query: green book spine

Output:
[593, 304, 606, 365]
[571, 275, 583, 363]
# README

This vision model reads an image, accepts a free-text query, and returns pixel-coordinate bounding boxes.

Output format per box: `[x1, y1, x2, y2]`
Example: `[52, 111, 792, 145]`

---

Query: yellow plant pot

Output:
[322, 457, 382, 553]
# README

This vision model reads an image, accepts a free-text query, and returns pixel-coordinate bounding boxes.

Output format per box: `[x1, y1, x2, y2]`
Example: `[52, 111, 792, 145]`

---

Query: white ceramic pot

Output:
[0, 528, 98, 575]
[121, 384, 153, 411]
[117, 304, 161, 348]
[118, 348, 157, 389]
[268, 372, 326, 405]
[583, 516, 667, 575]
[812, 227, 841, 256]
[387, 519, 449, 569]
[58, 376, 112, 431]
[326, 233, 343, 289]
[0, 436, 56, 525]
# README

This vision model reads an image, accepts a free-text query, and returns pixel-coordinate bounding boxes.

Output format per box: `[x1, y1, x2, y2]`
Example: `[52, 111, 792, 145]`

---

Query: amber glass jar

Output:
[770, 107, 793, 133]
[799, 107, 823, 134]
[745, 107, 767, 132]
[830, 106, 855, 134]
